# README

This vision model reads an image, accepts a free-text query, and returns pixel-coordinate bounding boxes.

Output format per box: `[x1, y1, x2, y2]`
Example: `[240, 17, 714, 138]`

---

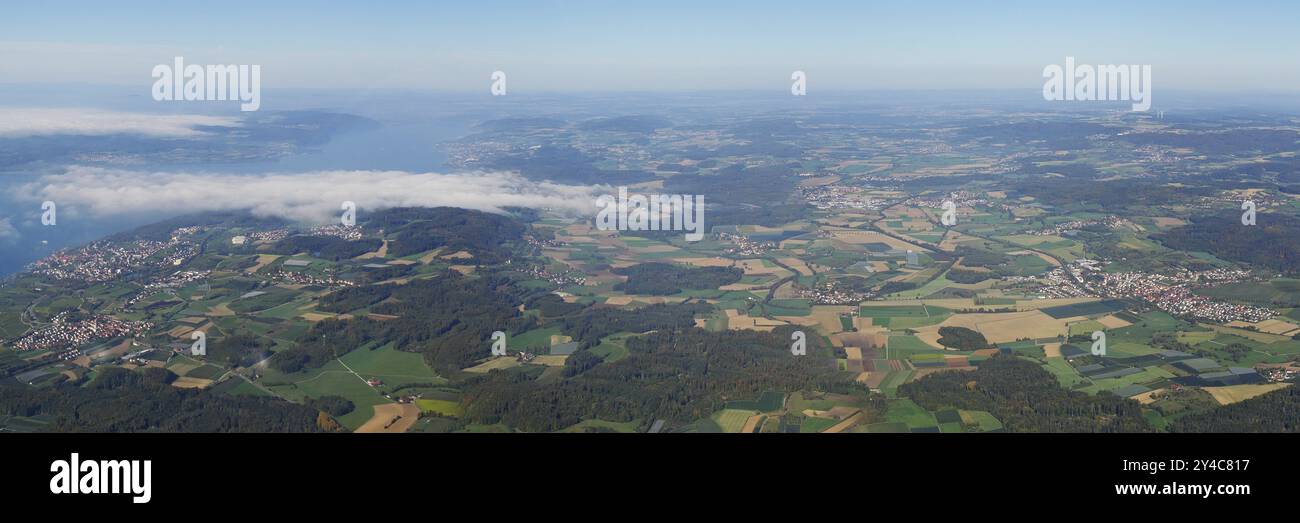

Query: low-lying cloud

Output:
[0, 108, 240, 138]
[0, 218, 17, 240]
[19, 167, 605, 224]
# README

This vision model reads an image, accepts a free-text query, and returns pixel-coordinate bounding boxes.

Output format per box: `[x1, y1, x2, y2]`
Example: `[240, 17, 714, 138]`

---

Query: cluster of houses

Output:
[31, 238, 198, 282]
[11, 312, 152, 352]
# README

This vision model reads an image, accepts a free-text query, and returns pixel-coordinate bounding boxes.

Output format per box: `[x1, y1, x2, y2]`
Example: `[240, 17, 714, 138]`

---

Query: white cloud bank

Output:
[0, 109, 240, 138]
[0, 218, 17, 240]
[18, 167, 605, 224]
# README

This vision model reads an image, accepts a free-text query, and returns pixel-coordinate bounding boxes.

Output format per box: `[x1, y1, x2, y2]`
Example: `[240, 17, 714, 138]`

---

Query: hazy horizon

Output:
[4, 0, 1299, 92]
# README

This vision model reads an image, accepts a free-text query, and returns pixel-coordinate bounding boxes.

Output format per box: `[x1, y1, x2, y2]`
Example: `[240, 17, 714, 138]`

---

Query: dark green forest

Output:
[1170, 386, 1300, 432]
[898, 356, 1152, 432]
[613, 262, 743, 295]
[1156, 211, 1300, 275]
[460, 327, 871, 432]
[0, 367, 325, 432]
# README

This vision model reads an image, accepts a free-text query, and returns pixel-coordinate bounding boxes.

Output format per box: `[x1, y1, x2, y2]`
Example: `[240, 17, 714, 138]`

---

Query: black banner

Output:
[4, 433, 1288, 513]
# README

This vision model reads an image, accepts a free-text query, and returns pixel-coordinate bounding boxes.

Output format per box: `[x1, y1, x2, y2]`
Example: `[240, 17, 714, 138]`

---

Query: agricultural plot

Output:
[255, 298, 317, 320]
[227, 288, 299, 314]
[561, 419, 642, 433]
[764, 299, 812, 316]
[914, 310, 1066, 347]
[591, 333, 633, 361]
[958, 410, 1004, 432]
[1039, 299, 1127, 319]
[268, 366, 389, 430]
[211, 378, 272, 397]
[884, 314, 950, 330]
[800, 416, 840, 433]
[879, 369, 914, 398]
[355, 403, 420, 433]
[884, 398, 937, 430]
[415, 399, 464, 417]
[1105, 341, 1161, 358]
[1068, 320, 1106, 336]
[864, 422, 909, 433]
[184, 364, 225, 380]
[712, 409, 759, 433]
[886, 335, 943, 358]
[338, 344, 441, 387]
[1078, 366, 1174, 395]
[1203, 383, 1290, 405]
[507, 327, 563, 352]
[997, 234, 1085, 261]
[727, 391, 787, 411]
[860, 305, 931, 318]
[783, 391, 834, 413]
[1041, 357, 1088, 388]
[259, 354, 422, 430]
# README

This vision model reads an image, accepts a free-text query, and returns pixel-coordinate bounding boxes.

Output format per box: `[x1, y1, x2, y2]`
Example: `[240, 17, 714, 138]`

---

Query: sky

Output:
[1, 0, 1298, 92]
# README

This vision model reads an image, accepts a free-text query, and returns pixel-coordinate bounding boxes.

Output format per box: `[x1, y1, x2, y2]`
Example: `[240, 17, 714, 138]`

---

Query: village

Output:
[1027, 259, 1277, 324]
[10, 311, 152, 352]
[30, 237, 199, 282]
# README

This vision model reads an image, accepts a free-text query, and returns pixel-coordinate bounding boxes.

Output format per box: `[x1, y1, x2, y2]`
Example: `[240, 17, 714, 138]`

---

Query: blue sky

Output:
[1, 0, 1297, 91]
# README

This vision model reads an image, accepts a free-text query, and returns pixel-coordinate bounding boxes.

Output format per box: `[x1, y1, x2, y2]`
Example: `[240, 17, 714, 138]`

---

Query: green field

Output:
[212, 378, 273, 397]
[711, 409, 758, 433]
[1106, 341, 1161, 358]
[886, 335, 939, 358]
[415, 399, 464, 417]
[958, 410, 1004, 431]
[267, 362, 391, 430]
[860, 305, 930, 317]
[338, 344, 442, 388]
[884, 398, 937, 430]
[184, 364, 225, 379]
[227, 289, 299, 313]
[880, 369, 915, 398]
[1111, 311, 1184, 338]
[561, 419, 642, 433]
[864, 421, 909, 433]
[727, 391, 787, 411]
[886, 313, 951, 329]
[1041, 357, 1087, 388]
[0, 312, 29, 339]
[800, 416, 840, 433]
[1079, 366, 1174, 395]
[508, 327, 563, 351]
[1039, 299, 1125, 319]
[765, 299, 812, 316]
[1068, 320, 1106, 336]
[591, 333, 633, 362]
[888, 273, 959, 299]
